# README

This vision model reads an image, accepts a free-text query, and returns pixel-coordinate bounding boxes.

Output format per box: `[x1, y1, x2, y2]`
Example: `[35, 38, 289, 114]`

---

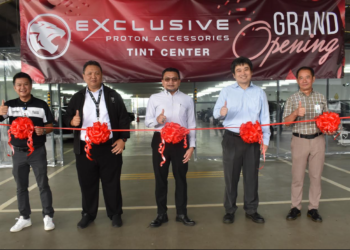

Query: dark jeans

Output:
[152, 132, 189, 215]
[12, 146, 54, 218]
[75, 140, 123, 220]
[222, 130, 260, 215]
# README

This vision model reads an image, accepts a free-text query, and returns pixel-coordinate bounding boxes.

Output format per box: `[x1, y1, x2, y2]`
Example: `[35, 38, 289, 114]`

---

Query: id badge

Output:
[315, 104, 321, 114]
[23, 108, 29, 117]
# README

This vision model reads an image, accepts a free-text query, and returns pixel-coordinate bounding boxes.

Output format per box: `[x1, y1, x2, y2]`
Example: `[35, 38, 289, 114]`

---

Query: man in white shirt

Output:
[145, 68, 196, 227]
[63, 61, 130, 229]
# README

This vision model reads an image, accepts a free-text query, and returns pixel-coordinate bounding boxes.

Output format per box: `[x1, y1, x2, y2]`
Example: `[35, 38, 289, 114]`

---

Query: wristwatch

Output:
[122, 138, 127, 142]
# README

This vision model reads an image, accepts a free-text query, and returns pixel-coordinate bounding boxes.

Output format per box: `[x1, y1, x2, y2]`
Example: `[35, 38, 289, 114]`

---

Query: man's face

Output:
[162, 71, 181, 93]
[13, 78, 32, 99]
[297, 69, 315, 92]
[232, 63, 253, 85]
[83, 65, 103, 90]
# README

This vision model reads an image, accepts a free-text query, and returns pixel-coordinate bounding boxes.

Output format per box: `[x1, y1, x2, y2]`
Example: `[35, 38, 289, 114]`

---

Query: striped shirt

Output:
[0, 95, 53, 147]
[283, 90, 328, 134]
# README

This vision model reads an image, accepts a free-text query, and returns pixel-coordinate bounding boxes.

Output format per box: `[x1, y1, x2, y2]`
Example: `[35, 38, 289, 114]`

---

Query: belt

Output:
[225, 130, 240, 137]
[13, 144, 44, 152]
[293, 132, 322, 139]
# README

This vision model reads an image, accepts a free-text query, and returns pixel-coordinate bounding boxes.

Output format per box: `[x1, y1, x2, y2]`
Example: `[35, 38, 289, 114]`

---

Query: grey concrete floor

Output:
[0, 120, 350, 249]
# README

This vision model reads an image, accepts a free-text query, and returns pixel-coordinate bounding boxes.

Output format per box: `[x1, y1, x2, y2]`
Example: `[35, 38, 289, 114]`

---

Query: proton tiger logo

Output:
[27, 14, 71, 60]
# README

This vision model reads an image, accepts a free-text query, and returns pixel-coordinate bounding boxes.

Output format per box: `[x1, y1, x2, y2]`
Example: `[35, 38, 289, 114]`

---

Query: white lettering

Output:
[217, 19, 229, 30]
[273, 12, 284, 35]
[76, 20, 88, 31]
[114, 20, 126, 30]
[326, 12, 338, 35]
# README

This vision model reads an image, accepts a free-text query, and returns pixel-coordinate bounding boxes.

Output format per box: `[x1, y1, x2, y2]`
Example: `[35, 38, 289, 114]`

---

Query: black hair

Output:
[162, 67, 181, 79]
[296, 66, 314, 78]
[13, 72, 32, 85]
[83, 60, 103, 74]
[230, 56, 253, 73]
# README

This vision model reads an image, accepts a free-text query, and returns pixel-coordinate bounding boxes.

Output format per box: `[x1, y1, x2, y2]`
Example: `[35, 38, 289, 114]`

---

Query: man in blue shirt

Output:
[213, 57, 270, 224]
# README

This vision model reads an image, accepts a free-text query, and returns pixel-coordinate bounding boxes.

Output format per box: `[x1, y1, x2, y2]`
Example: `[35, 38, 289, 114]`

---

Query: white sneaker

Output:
[43, 215, 55, 231]
[10, 216, 32, 232]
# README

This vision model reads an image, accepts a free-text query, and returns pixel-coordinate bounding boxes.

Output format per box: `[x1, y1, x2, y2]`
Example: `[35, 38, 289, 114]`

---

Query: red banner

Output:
[20, 0, 345, 83]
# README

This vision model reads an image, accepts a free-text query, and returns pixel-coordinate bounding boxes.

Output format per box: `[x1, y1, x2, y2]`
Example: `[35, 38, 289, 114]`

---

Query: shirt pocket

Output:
[247, 95, 261, 117]
[179, 104, 188, 122]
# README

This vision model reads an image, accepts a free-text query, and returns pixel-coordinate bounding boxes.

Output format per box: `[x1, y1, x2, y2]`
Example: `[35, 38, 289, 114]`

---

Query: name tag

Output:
[315, 104, 321, 114]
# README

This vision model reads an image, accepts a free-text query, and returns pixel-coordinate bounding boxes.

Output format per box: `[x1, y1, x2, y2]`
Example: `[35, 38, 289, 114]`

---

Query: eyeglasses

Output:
[163, 77, 179, 82]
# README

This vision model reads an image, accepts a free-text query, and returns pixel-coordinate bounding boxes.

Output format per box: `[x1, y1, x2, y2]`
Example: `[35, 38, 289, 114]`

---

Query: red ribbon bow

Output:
[158, 122, 190, 166]
[84, 121, 111, 161]
[240, 121, 263, 144]
[315, 112, 340, 134]
[8, 117, 34, 156]
[240, 121, 265, 168]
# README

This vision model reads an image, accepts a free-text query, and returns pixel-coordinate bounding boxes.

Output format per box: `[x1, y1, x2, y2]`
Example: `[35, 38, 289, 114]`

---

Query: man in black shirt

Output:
[0, 72, 55, 232]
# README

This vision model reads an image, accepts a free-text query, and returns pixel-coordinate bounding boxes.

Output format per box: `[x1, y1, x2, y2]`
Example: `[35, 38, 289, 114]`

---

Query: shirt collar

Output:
[163, 88, 180, 95]
[298, 88, 314, 96]
[232, 82, 254, 88]
[86, 84, 104, 94]
[17, 95, 34, 105]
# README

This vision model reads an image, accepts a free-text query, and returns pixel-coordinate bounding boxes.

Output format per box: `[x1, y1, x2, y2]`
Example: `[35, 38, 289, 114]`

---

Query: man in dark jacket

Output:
[63, 61, 130, 228]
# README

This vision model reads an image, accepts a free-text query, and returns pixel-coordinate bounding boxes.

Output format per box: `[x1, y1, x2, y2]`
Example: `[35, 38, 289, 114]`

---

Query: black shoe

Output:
[150, 214, 168, 228]
[307, 209, 323, 222]
[112, 214, 123, 227]
[77, 214, 94, 229]
[245, 212, 265, 224]
[176, 214, 195, 226]
[223, 213, 235, 224]
[286, 207, 301, 221]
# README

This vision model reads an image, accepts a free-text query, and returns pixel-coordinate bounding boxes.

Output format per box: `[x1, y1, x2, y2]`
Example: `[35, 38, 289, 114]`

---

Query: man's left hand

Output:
[111, 139, 125, 155]
[261, 144, 268, 155]
[183, 147, 194, 163]
[34, 127, 45, 136]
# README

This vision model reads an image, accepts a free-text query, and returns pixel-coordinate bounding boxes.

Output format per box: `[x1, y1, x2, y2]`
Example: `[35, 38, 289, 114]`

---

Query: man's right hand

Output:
[0, 100, 8, 116]
[157, 109, 166, 125]
[220, 101, 228, 117]
[70, 110, 81, 126]
[294, 101, 305, 117]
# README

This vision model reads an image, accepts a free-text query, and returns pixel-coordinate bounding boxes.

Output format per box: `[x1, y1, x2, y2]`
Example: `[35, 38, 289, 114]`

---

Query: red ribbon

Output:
[7, 117, 34, 156]
[84, 121, 111, 161]
[315, 112, 341, 134]
[240, 121, 265, 169]
[240, 121, 263, 144]
[158, 122, 190, 166]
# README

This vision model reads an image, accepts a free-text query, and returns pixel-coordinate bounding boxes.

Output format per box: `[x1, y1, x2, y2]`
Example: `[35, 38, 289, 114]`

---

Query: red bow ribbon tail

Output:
[158, 138, 166, 167]
[26, 131, 34, 156]
[7, 129, 14, 156]
[84, 136, 93, 161]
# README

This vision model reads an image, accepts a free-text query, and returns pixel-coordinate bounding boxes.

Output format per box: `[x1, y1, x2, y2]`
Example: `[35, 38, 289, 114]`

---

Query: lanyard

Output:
[87, 89, 102, 121]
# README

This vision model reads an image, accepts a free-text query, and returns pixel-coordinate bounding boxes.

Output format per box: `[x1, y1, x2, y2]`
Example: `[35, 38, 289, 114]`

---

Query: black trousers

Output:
[152, 132, 188, 215]
[75, 140, 123, 220]
[12, 146, 54, 218]
[222, 130, 260, 215]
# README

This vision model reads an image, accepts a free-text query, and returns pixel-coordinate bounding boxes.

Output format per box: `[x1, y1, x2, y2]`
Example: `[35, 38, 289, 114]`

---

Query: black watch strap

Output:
[122, 138, 127, 142]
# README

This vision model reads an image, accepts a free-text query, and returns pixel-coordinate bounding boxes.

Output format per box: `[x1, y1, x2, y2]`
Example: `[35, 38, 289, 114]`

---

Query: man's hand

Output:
[157, 109, 166, 125]
[294, 101, 305, 117]
[35, 127, 45, 136]
[220, 101, 228, 117]
[0, 100, 8, 116]
[183, 147, 194, 163]
[261, 144, 268, 155]
[111, 139, 125, 155]
[70, 110, 81, 127]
